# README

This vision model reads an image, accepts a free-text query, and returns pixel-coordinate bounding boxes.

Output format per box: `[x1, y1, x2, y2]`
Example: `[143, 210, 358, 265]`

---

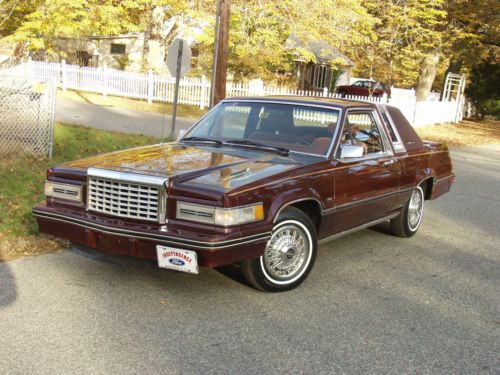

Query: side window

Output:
[382, 112, 406, 152]
[340, 112, 384, 156]
[382, 113, 399, 142]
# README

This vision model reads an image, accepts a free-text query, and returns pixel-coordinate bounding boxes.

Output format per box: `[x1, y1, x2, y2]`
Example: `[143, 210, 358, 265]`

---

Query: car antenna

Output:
[161, 90, 167, 145]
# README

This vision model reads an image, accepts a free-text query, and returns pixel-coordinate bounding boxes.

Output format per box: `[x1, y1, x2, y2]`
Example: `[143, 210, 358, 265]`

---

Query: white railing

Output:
[3, 59, 463, 127]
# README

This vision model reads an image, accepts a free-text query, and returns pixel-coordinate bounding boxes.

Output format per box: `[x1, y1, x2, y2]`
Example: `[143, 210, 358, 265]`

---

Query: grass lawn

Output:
[58, 89, 208, 119]
[0, 123, 158, 262]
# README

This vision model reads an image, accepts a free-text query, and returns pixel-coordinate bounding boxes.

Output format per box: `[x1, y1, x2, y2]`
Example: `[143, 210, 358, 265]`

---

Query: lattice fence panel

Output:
[0, 76, 56, 158]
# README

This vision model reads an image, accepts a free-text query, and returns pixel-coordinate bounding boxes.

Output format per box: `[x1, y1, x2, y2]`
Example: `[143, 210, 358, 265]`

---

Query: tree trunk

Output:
[415, 53, 440, 102]
[141, 6, 153, 71]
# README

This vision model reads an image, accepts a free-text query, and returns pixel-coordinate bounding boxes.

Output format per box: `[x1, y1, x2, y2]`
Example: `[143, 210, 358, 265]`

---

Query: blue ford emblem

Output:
[169, 258, 185, 266]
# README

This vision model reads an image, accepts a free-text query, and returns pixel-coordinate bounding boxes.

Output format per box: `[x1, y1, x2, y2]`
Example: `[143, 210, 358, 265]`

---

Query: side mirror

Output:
[340, 143, 364, 158]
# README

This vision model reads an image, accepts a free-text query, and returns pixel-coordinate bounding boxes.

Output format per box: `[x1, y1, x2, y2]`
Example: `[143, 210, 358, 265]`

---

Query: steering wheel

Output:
[296, 138, 313, 146]
[286, 135, 313, 146]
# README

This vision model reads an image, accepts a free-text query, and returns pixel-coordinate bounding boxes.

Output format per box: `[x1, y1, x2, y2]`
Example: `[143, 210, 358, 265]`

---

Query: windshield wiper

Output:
[223, 139, 289, 156]
[180, 136, 222, 146]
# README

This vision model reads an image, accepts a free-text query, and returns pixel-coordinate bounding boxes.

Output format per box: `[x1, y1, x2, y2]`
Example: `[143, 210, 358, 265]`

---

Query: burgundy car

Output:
[33, 97, 454, 292]
[337, 80, 391, 98]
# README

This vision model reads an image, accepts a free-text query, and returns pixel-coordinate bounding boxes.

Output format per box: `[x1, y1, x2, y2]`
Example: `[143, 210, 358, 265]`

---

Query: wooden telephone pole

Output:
[210, 0, 231, 107]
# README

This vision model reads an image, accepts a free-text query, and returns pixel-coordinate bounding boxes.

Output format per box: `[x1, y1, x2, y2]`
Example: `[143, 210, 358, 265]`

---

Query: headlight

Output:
[214, 204, 264, 226]
[44, 181, 83, 202]
[176, 202, 264, 226]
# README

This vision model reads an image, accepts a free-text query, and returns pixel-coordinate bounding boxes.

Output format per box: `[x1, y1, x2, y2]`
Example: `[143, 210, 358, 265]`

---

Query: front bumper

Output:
[33, 204, 271, 268]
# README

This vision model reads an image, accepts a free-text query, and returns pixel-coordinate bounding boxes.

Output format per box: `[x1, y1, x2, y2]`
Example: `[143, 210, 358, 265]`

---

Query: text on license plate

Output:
[156, 246, 199, 274]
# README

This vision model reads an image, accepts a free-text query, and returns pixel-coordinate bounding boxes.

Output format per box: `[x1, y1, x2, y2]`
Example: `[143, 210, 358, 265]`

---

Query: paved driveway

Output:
[0, 145, 499, 374]
[55, 98, 196, 138]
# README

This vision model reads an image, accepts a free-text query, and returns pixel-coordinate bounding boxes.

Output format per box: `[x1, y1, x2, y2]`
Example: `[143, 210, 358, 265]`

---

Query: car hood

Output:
[61, 143, 303, 191]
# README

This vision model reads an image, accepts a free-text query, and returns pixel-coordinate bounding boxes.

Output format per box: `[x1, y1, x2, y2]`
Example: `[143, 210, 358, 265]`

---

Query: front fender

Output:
[268, 188, 323, 223]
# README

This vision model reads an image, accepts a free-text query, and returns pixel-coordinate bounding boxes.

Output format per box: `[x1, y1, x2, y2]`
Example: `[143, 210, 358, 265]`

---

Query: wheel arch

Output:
[273, 198, 323, 232]
[417, 173, 436, 201]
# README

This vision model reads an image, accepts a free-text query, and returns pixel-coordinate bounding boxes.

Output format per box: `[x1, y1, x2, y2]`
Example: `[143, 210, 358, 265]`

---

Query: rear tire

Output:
[241, 207, 317, 292]
[390, 186, 425, 238]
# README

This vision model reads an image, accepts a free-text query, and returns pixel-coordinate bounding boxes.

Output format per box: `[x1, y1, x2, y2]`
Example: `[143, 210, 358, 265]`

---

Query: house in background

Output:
[56, 11, 204, 73]
[288, 36, 354, 92]
[56, 32, 169, 72]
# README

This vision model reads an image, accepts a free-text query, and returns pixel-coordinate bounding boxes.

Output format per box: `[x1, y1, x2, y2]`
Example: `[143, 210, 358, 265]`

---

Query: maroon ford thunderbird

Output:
[33, 97, 455, 292]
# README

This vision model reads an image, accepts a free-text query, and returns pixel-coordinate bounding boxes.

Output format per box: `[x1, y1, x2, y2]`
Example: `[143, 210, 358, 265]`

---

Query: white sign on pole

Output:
[166, 38, 192, 78]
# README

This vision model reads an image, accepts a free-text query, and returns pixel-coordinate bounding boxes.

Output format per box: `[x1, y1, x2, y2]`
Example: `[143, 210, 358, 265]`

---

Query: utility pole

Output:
[210, 0, 231, 107]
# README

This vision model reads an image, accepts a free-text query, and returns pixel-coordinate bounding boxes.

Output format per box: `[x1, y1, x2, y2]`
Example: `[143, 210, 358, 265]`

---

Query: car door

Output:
[329, 109, 400, 234]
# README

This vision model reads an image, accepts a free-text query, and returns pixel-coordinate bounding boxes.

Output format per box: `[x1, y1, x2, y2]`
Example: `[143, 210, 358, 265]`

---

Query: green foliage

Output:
[465, 58, 500, 119]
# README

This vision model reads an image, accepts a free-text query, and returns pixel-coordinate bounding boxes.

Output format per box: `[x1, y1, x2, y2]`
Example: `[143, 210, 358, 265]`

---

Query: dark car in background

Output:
[337, 80, 391, 98]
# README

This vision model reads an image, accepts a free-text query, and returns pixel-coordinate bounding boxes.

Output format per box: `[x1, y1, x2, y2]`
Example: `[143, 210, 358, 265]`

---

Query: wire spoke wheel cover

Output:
[260, 220, 312, 284]
[241, 207, 317, 292]
[407, 188, 424, 231]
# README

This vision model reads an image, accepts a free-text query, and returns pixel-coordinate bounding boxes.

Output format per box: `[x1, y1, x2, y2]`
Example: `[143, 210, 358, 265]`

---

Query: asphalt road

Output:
[0, 145, 499, 374]
[55, 98, 196, 138]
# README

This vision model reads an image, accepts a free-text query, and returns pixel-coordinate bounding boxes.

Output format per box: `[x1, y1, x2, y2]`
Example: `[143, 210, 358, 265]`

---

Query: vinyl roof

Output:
[223, 96, 377, 109]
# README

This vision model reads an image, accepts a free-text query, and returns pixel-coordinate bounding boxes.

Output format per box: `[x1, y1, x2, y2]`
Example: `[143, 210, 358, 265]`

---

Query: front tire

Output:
[241, 207, 317, 292]
[390, 186, 425, 238]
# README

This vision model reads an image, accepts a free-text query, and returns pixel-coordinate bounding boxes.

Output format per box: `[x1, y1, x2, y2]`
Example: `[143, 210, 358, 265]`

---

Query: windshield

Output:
[183, 101, 341, 156]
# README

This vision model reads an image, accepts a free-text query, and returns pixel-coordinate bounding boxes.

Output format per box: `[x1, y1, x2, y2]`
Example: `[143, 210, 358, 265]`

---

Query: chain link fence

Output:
[0, 76, 56, 158]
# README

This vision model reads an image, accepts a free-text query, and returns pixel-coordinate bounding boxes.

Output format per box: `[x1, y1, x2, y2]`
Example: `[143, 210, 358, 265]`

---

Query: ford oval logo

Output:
[169, 258, 185, 266]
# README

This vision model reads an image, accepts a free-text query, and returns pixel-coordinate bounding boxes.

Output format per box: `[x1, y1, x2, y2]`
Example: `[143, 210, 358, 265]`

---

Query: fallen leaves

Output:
[416, 119, 500, 147]
[0, 234, 64, 262]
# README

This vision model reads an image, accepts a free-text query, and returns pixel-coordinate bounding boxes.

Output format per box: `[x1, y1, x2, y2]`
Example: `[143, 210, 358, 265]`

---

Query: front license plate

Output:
[156, 246, 199, 274]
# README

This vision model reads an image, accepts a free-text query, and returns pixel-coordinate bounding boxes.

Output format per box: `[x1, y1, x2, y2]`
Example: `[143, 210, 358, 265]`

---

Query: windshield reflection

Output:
[183, 101, 340, 156]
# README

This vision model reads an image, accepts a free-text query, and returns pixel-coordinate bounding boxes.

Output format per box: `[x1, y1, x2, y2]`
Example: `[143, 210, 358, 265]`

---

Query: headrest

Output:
[260, 113, 292, 133]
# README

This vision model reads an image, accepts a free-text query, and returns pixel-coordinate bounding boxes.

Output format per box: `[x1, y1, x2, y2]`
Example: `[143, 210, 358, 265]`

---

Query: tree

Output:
[444, 0, 499, 79]
[6, 0, 186, 62]
[357, 0, 448, 99]
[194, 0, 375, 81]
[465, 57, 500, 119]
[1, 0, 43, 40]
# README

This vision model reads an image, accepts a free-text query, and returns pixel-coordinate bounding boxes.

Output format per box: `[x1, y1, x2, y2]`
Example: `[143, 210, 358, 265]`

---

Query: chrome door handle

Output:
[383, 159, 395, 167]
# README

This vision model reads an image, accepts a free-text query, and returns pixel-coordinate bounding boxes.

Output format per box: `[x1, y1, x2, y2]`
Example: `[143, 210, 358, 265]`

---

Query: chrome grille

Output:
[86, 169, 167, 223]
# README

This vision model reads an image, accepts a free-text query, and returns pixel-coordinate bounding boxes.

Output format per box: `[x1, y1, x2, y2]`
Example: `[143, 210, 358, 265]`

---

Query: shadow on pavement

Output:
[0, 261, 17, 309]
[71, 245, 159, 270]
[70, 245, 250, 288]
[215, 264, 248, 285]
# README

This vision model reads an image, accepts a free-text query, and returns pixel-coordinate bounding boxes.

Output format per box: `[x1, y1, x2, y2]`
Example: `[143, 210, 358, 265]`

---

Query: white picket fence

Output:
[2, 60, 464, 127]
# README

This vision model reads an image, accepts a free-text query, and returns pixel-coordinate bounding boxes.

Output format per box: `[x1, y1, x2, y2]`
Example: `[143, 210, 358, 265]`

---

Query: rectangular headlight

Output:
[44, 181, 83, 202]
[176, 202, 264, 226]
[214, 204, 264, 226]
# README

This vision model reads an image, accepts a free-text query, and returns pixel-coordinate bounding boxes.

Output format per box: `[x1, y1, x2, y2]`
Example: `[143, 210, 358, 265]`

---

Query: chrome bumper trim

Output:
[33, 209, 272, 249]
